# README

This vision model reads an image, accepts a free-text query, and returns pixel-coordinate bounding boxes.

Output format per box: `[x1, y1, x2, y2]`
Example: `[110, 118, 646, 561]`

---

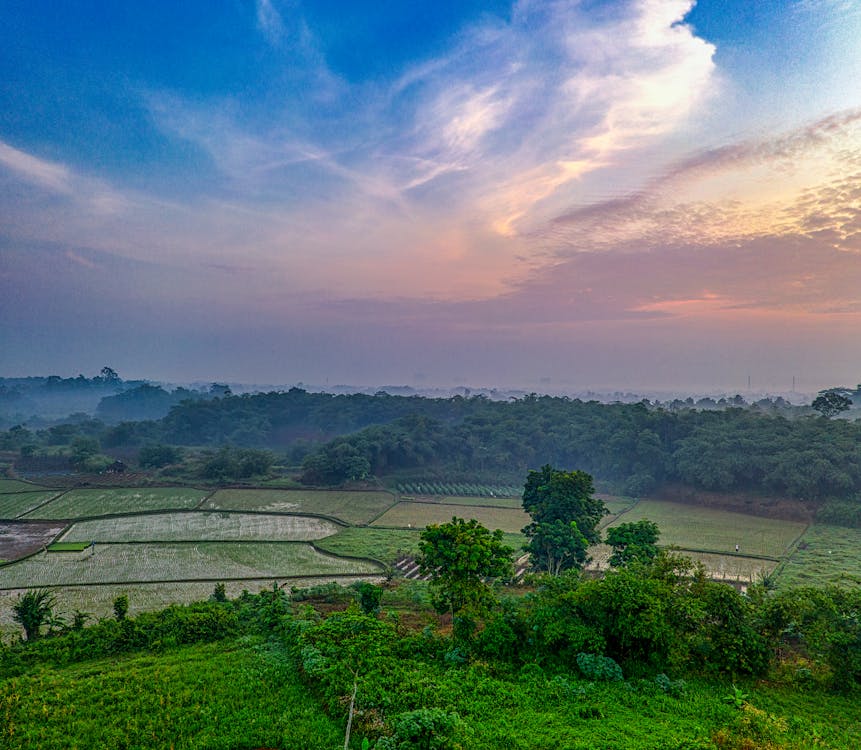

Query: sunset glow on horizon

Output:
[2, 0, 860, 392]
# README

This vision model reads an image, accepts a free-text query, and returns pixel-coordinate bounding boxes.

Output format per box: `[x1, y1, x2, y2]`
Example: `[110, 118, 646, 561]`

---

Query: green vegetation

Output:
[776, 524, 861, 589]
[0, 491, 61, 519]
[418, 517, 514, 616]
[24, 487, 208, 519]
[606, 519, 660, 567]
[396, 481, 522, 498]
[205, 489, 397, 525]
[402, 494, 523, 508]
[372, 502, 528, 533]
[0, 542, 383, 588]
[47, 542, 92, 552]
[0, 641, 344, 749]
[315, 527, 423, 564]
[59, 512, 340, 543]
[0, 480, 48, 492]
[522, 465, 606, 575]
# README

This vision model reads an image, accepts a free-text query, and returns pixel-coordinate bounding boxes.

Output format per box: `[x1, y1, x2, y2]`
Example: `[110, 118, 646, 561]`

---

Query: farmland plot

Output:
[372, 501, 530, 534]
[0, 479, 49, 492]
[59, 512, 340, 543]
[0, 521, 66, 561]
[776, 524, 861, 589]
[0, 541, 383, 589]
[409, 495, 523, 508]
[607, 500, 806, 558]
[0, 491, 62, 519]
[205, 489, 397, 525]
[24, 487, 208, 519]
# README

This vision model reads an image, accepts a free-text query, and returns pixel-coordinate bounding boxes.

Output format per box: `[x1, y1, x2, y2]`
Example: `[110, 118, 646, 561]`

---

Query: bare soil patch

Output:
[0, 521, 66, 561]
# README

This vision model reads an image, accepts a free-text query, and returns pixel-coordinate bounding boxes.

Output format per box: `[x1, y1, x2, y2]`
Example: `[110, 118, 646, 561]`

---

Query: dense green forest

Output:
[3, 388, 861, 511]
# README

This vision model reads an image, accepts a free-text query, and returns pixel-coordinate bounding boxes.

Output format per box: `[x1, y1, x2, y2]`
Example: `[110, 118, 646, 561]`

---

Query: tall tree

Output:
[522, 465, 606, 574]
[418, 517, 513, 616]
[811, 391, 852, 418]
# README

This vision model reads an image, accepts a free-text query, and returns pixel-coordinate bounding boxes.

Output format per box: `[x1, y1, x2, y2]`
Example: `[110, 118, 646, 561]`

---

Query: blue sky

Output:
[1, 0, 860, 392]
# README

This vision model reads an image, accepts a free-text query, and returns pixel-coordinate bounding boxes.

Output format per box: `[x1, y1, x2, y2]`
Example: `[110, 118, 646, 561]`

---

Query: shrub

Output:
[576, 652, 624, 682]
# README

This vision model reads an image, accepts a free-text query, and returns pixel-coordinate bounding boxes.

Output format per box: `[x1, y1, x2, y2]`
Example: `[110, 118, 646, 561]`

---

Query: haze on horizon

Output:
[2, 1, 860, 394]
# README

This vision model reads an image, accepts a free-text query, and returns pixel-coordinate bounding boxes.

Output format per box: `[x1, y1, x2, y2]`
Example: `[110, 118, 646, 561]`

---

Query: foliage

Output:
[355, 582, 384, 615]
[811, 391, 853, 418]
[138, 442, 183, 469]
[113, 594, 129, 621]
[417, 517, 513, 616]
[12, 589, 57, 641]
[524, 519, 589, 575]
[576, 652, 624, 681]
[606, 519, 660, 567]
[376, 708, 462, 750]
[199, 446, 275, 481]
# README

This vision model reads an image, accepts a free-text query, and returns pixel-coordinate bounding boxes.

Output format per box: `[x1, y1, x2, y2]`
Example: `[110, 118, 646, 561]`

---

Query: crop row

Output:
[397, 481, 520, 498]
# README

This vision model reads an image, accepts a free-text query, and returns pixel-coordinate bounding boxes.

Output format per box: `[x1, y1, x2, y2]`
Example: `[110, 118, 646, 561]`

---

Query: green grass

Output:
[59, 512, 340, 543]
[0, 479, 49, 492]
[23, 487, 209, 519]
[0, 541, 384, 589]
[607, 499, 806, 558]
[315, 526, 423, 563]
[47, 541, 92, 552]
[372, 501, 529, 534]
[205, 488, 397, 525]
[0, 491, 62, 519]
[406, 494, 523, 508]
[0, 641, 344, 749]
[776, 524, 861, 589]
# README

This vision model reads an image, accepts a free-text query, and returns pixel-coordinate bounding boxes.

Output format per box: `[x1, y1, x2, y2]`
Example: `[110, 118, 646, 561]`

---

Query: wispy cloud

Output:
[255, 0, 285, 45]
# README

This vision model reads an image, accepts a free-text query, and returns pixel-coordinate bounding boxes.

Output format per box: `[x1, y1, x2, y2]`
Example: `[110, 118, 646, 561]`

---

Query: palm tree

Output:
[12, 589, 56, 641]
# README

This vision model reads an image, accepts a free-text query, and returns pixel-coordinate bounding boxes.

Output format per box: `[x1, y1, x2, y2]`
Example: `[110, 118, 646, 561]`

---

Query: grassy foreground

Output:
[0, 640, 343, 749]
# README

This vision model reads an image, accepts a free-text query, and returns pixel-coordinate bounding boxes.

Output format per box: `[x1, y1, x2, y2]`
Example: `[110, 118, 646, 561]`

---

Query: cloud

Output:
[0, 141, 72, 194]
[255, 0, 285, 45]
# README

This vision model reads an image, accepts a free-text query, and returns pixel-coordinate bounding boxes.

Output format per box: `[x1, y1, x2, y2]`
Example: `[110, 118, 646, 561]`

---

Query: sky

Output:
[1, 0, 860, 393]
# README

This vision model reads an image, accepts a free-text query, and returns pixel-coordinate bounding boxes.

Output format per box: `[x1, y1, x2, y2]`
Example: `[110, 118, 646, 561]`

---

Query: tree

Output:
[811, 391, 852, 418]
[12, 589, 56, 641]
[522, 465, 606, 574]
[522, 465, 605, 539]
[524, 519, 589, 576]
[418, 517, 513, 616]
[605, 520, 660, 567]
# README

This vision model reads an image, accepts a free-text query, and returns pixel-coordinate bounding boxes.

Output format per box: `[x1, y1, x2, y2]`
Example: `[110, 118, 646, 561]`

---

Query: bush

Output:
[576, 652, 624, 682]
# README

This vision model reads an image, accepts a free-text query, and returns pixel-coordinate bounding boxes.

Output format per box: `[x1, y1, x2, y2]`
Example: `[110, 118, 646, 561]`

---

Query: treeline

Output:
[300, 397, 861, 502]
[3, 389, 861, 503]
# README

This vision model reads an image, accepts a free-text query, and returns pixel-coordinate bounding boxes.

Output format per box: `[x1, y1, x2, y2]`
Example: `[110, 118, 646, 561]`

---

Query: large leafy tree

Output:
[418, 517, 513, 616]
[605, 519, 660, 567]
[522, 465, 606, 574]
[524, 519, 589, 576]
[811, 391, 852, 418]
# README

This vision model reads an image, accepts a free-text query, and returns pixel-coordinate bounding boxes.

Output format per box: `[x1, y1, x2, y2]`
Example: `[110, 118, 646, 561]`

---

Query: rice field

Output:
[24, 487, 209, 519]
[775, 524, 861, 589]
[315, 526, 423, 563]
[0, 541, 384, 589]
[606, 499, 806, 558]
[0, 491, 62, 518]
[58, 512, 340, 543]
[372, 501, 530, 534]
[0, 479, 49, 492]
[406, 495, 524, 508]
[204, 489, 397, 525]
